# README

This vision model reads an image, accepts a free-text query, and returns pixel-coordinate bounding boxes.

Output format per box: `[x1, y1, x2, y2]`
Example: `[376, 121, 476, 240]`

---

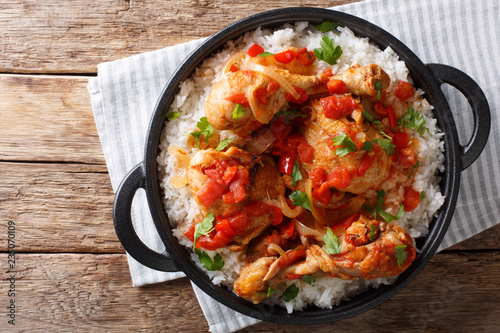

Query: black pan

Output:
[113, 7, 490, 324]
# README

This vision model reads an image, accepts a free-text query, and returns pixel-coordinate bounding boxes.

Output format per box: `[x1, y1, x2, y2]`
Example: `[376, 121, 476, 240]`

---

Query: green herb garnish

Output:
[266, 286, 279, 298]
[283, 284, 300, 302]
[373, 138, 396, 155]
[215, 138, 234, 152]
[289, 191, 311, 210]
[331, 132, 357, 157]
[291, 160, 302, 187]
[302, 275, 316, 285]
[194, 248, 225, 271]
[395, 245, 408, 267]
[360, 141, 374, 151]
[274, 109, 307, 118]
[398, 107, 428, 136]
[407, 160, 420, 178]
[369, 225, 377, 242]
[314, 35, 342, 65]
[313, 21, 339, 32]
[166, 111, 180, 120]
[190, 117, 214, 149]
[420, 191, 426, 201]
[258, 51, 275, 57]
[362, 190, 405, 223]
[362, 111, 392, 139]
[193, 213, 215, 247]
[232, 104, 247, 120]
[323, 227, 341, 255]
[376, 81, 383, 99]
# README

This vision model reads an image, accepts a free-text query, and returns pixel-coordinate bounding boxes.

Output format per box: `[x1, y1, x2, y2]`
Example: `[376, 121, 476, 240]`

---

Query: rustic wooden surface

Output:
[0, 0, 499, 332]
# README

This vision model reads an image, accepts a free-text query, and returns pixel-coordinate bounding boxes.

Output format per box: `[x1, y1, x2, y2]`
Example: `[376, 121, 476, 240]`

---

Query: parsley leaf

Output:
[215, 138, 234, 152]
[289, 191, 311, 210]
[398, 107, 428, 136]
[373, 138, 396, 155]
[323, 227, 342, 255]
[258, 51, 275, 57]
[362, 111, 375, 123]
[331, 132, 357, 157]
[166, 111, 180, 120]
[362, 112, 391, 139]
[360, 141, 373, 151]
[190, 117, 214, 149]
[283, 284, 299, 302]
[291, 160, 302, 187]
[302, 275, 316, 285]
[274, 109, 307, 118]
[395, 245, 408, 267]
[378, 203, 405, 223]
[314, 35, 342, 65]
[362, 190, 405, 223]
[194, 248, 225, 271]
[232, 104, 247, 120]
[266, 286, 279, 298]
[193, 213, 215, 248]
[419, 191, 426, 201]
[369, 224, 377, 242]
[407, 160, 420, 178]
[376, 81, 383, 99]
[313, 21, 339, 32]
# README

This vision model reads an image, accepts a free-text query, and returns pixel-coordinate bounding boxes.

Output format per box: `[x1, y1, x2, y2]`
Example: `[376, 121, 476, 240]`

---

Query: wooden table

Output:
[1, 1, 499, 331]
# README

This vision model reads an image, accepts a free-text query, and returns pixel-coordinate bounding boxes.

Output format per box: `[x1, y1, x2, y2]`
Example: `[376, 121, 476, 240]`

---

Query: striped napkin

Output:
[87, 0, 500, 331]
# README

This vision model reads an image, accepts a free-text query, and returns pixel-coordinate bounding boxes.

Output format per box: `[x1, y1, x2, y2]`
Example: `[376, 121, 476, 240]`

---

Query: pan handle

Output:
[426, 63, 490, 170]
[114, 163, 178, 272]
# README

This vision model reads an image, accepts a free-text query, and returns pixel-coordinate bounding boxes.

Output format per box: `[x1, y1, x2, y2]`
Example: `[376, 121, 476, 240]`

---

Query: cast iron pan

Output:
[113, 7, 490, 324]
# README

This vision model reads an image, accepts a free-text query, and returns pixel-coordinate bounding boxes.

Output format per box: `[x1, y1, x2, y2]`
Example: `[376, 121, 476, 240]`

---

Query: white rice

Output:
[157, 22, 445, 312]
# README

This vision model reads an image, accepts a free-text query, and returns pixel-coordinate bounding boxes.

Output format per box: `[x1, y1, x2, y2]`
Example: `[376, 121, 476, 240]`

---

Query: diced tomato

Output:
[327, 79, 348, 95]
[184, 225, 195, 242]
[196, 180, 225, 207]
[270, 116, 291, 141]
[400, 147, 417, 167]
[278, 156, 296, 175]
[312, 182, 333, 205]
[286, 132, 308, 147]
[403, 188, 421, 212]
[227, 212, 250, 233]
[320, 95, 358, 119]
[222, 165, 238, 185]
[331, 214, 359, 232]
[308, 167, 327, 188]
[247, 43, 264, 57]
[373, 102, 388, 116]
[297, 142, 314, 163]
[318, 68, 333, 84]
[226, 92, 249, 108]
[229, 64, 238, 72]
[357, 153, 376, 177]
[278, 245, 306, 269]
[296, 47, 316, 66]
[253, 87, 268, 105]
[394, 81, 415, 101]
[245, 201, 283, 225]
[327, 165, 351, 189]
[286, 273, 302, 280]
[286, 86, 308, 104]
[223, 168, 250, 204]
[195, 232, 228, 251]
[215, 218, 237, 238]
[274, 49, 297, 64]
[387, 106, 396, 128]
[393, 132, 408, 149]
[276, 219, 294, 239]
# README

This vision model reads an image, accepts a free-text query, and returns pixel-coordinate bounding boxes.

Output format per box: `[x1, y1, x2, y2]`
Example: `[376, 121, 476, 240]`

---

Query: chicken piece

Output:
[332, 64, 390, 97]
[204, 69, 318, 130]
[234, 257, 276, 304]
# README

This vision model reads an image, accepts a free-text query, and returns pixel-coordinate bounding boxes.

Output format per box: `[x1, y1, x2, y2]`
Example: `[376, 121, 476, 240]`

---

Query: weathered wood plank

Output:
[0, 74, 104, 164]
[1, 252, 498, 332]
[1, 160, 499, 253]
[0, 0, 362, 73]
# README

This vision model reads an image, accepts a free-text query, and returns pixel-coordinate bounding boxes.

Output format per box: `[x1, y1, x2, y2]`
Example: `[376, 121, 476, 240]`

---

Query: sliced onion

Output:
[326, 196, 366, 222]
[167, 145, 191, 188]
[247, 86, 273, 123]
[244, 129, 275, 154]
[305, 178, 328, 225]
[267, 243, 287, 257]
[220, 51, 246, 77]
[276, 194, 304, 218]
[249, 64, 300, 100]
[294, 218, 323, 239]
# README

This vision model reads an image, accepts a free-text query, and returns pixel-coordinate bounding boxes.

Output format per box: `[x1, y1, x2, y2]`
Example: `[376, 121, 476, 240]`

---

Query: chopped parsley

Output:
[165, 111, 180, 120]
[314, 35, 342, 66]
[190, 117, 214, 149]
[362, 190, 405, 223]
[289, 191, 311, 210]
[369, 224, 377, 241]
[360, 141, 374, 151]
[265, 286, 279, 298]
[258, 51, 275, 57]
[215, 138, 234, 152]
[407, 160, 420, 178]
[232, 104, 247, 120]
[313, 21, 339, 32]
[291, 160, 302, 187]
[323, 227, 342, 255]
[193, 213, 215, 248]
[398, 107, 428, 136]
[274, 109, 307, 118]
[376, 81, 383, 99]
[331, 132, 357, 157]
[373, 138, 396, 155]
[194, 248, 224, 271]
[362, 111, 392, 139]
[302, 275, 316, 285]
[283, 284, 299, 302]
[395, 245, 408, 267]
[419, 191, 426, 201]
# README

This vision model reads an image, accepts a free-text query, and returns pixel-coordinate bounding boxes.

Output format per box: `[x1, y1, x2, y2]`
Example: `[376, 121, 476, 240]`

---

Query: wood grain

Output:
[1, 252, 498, 332]
[0, 0, 362, 73]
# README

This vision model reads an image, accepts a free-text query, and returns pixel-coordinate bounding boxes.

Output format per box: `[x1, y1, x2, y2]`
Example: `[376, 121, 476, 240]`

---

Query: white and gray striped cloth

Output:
[88, 0, 500, 331]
